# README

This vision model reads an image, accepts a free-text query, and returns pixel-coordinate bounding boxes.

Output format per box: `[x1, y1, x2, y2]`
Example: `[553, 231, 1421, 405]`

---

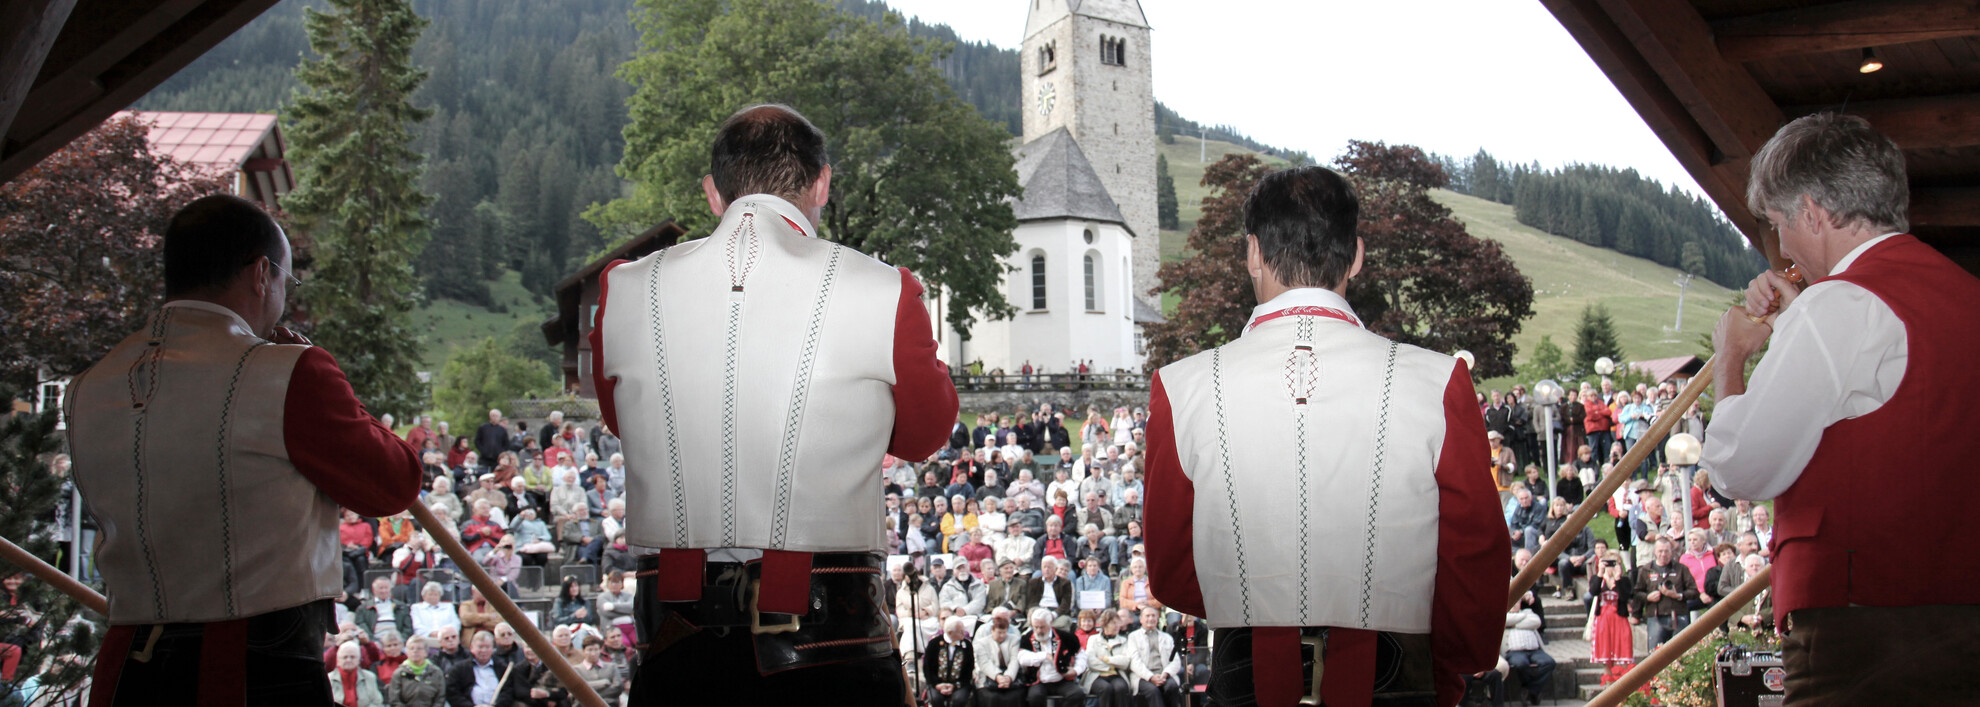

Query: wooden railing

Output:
[949, 371, 1148, 392]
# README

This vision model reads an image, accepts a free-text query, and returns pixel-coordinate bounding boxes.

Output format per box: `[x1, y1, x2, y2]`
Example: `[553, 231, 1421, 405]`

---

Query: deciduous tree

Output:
[0, 115, 229, 390]
[1338, 141, 1533, 378]
[591, 0, 1022, 336]
[1141, 154, 1273, 368]
[433, 337, 558, 431]
[284, 0, 434, 418]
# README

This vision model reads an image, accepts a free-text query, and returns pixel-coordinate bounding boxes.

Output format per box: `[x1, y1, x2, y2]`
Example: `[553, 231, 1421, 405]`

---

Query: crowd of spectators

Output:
[1469, 377, 1775, 706]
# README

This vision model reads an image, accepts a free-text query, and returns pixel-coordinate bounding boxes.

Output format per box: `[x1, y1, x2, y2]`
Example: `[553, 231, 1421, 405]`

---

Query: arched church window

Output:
[1084, 253, 1100, 311]
[1031, 254, 1048, 310]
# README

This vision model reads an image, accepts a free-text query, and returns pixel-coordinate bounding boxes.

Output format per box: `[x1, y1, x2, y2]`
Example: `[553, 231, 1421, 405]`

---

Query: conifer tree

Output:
[284, 0, 434, 418]
[1573, 303, 1626, 375]
[1156, 153, 1180, 230]
[0, 407, 100, 700]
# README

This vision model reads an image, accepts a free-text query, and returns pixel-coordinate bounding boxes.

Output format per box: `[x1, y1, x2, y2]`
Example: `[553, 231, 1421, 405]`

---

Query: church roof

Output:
[1011, 127, 1129, 231]
[1026, 0, 1149, 35]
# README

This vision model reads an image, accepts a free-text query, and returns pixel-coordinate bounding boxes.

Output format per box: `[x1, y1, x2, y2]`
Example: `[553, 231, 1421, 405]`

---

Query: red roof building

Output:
[119, 111, 293, 209]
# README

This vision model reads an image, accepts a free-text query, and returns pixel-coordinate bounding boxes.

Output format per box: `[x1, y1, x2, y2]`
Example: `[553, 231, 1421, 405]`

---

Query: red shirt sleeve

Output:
[589, 259, 631, 438]
[283, 347, 423, 518]
[1430, 362, 1514, 706]
[887, 268, 958, 460]
[1142, 371, 1206, 618]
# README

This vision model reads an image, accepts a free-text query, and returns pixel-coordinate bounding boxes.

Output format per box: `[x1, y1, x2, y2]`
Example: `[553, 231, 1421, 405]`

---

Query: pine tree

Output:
[1573, 303, 1626, 375]
[1156, 153, 1180, 230]
[284, 0, 435, 419]
[0, 407, 101, 700]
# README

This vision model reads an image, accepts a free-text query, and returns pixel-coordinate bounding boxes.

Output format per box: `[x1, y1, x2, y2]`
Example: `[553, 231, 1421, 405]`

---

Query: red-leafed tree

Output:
[1339, 140, 1532, 378]
[0, 115, 232, 390]
[1143, 142, 1532, 377]
[1142, 154, 1274, 369]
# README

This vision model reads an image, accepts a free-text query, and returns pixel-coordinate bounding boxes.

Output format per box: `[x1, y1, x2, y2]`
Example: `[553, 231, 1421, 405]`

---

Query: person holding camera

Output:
[1629, 537, 1696, 649]
[1587, 550, 1636, 685]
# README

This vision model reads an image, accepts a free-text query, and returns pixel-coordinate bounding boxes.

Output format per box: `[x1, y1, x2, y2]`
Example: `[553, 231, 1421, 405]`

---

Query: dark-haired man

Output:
[593, 104, 957, 704]
[66, 194, 422, 706]
[1705, 113, 1980, 705]
[1143, 167, 1507, 706]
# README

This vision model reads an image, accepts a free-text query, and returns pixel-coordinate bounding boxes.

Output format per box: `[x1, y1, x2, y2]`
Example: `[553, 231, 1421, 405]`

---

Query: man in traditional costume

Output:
[591, 104, 957, 704]
[1143, 167, 1508, 707]
[66, 194, 423, 705]
[1704, 113, 1980, 705]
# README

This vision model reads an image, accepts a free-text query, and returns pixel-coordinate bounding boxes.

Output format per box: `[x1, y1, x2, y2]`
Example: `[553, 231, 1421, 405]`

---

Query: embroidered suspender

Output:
[1358, 341, 1400, 627]
[770, 246, 845, 549]
[126, 309, 173, 620]
[1286, 317, 1318, 625]
[213, 341, 269, 617]
[1210, 348, 1252, 624]
[718, 214, 763, 546]
[644, 247, 688, 548]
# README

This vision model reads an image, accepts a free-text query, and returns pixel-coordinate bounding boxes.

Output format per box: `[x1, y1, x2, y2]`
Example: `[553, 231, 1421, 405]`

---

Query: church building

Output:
[931, 0, 1163, 375]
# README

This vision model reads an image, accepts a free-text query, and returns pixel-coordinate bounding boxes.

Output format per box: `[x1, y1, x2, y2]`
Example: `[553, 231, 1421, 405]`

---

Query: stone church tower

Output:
[1021, 0, 1159, 305]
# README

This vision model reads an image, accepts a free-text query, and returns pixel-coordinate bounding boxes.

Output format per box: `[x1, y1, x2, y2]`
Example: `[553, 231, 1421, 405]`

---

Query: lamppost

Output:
[1595, 356, 1616, 379]
[1453, 350, 1475, 371]
[1665, 433, 1703, 533]
[1532, 379, 1564, 498]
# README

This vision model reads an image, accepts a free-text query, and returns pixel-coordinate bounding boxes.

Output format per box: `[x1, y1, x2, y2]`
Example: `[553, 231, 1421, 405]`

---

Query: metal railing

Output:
[949, 371, 1147, 392]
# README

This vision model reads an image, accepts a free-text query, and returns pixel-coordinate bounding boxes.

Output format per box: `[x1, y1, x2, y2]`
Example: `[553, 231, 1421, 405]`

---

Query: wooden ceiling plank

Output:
[0, 0, 279, 184]
[0, 0, 80, 149]
[1785, 93, 1980, 151]
[1715, 0, 1980, 63]
[1913, 186, 1980, 226]
[1598, 0, 1787, 163]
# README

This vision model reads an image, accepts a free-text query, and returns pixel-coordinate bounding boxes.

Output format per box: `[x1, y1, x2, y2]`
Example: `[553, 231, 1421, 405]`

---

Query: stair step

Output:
[1542, 627, 1586, 642]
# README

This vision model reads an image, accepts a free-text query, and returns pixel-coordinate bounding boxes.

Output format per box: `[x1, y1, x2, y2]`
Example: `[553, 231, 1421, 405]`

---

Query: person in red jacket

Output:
[1581, 389, 1615, 477]
[1144, 167, 1507, 707]
[591, 105, 957, 706]
[1705, 113, 1980, 705]
[67, 195, 422, 706]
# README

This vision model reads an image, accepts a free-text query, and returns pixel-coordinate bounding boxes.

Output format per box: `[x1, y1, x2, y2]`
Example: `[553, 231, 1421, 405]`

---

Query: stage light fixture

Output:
[1860, 47, 1884, 74]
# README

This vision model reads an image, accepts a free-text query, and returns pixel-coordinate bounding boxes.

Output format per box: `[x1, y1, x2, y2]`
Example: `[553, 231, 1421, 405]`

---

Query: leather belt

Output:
[634, 551, 894, 675]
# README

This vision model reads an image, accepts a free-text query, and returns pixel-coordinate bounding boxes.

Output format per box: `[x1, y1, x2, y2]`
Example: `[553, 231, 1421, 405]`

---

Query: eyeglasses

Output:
[269, 258, 302, 287]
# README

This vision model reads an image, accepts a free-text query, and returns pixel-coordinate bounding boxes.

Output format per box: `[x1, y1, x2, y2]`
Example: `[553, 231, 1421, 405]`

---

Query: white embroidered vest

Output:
[599, 195, 902, 553]
[1156, 312, 1458, 631]
[66, 302, 338, 625]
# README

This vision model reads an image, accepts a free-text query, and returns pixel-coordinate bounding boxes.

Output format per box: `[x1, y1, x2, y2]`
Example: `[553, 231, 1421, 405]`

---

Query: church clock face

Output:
[1036, 81, 1057, 117]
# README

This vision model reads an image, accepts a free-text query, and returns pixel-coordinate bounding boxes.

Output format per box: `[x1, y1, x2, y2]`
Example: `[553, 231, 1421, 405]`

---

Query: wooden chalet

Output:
[539, 221, 687, 397]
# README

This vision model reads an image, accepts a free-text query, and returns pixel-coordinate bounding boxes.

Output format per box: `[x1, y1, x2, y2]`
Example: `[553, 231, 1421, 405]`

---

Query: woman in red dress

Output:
[1588, 550, 1637, 684]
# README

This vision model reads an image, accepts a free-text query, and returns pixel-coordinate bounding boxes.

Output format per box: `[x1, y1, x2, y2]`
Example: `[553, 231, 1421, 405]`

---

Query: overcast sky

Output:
[882, 0, 1711, 203]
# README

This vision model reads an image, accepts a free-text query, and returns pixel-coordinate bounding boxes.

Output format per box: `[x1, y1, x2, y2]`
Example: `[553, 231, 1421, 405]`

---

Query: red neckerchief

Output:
[1246, 305, 1360, 333]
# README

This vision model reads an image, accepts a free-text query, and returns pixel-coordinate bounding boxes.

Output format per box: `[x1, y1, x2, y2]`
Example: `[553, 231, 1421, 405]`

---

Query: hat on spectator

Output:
[1486, 431, 1504, 441]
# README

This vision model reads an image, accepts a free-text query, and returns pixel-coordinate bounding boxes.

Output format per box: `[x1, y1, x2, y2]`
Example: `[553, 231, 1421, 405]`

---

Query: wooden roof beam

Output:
[0, 0, 277, 184]
[0, 0, 80, 147]
[1715, 0, 1980, 64]
[1787, 93, 1980, 151]
[1913, 187, 1980, 227]
[1596, 0, 1786, 163]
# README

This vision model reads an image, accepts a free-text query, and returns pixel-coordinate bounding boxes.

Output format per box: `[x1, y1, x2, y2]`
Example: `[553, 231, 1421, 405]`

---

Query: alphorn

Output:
[407, 502, 607, 707]
[1508, 355, 1718, 610]
[0, 533, 108, 616]
[1585, 565, 1774, 707]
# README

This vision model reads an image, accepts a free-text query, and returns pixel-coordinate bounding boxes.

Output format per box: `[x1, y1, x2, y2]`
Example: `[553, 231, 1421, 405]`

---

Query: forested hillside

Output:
[1440, 150, 1766, 289]
[137, 0, 1311, 309]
